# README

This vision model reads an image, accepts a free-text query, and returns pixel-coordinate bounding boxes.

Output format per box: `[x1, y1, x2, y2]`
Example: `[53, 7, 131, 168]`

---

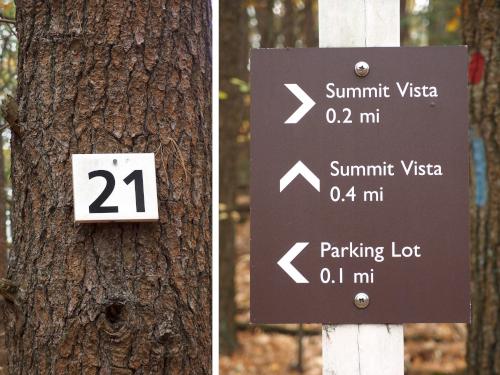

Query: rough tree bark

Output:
[463, 0, 499, 374]
[219, 0, 248, 356]
[5, 1, 211, 373]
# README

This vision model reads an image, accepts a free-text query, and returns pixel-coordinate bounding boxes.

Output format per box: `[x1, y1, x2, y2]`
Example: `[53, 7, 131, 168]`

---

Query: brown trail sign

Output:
[250, 47, 470, 324]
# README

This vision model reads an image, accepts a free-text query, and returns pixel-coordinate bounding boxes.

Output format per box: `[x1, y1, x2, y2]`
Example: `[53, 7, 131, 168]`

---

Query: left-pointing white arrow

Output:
[284, 84, 316, 124]
[277, 242, 309, 283]
[280, 161, 320, 192]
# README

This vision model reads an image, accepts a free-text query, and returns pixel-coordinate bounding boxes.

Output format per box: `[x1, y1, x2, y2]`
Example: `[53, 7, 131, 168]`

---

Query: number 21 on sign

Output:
[72, 153, 159, 223]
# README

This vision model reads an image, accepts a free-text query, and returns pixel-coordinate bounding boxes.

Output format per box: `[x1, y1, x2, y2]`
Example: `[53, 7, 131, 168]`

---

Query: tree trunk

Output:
[256, 0, 277, 48]
[302, 0, 318, 48]
[6, 1, 212, 373]
[400, 0, 409, 45]
[0, 134, 6, 375]
[463, 1, 500, 374]
[283, 0, 295, 47]
[0, 134, 6, 278]
[219, 0, 248, 356]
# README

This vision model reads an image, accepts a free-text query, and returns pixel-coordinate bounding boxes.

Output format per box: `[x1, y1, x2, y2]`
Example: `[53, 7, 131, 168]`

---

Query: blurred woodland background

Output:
[220, 0, 498, 374]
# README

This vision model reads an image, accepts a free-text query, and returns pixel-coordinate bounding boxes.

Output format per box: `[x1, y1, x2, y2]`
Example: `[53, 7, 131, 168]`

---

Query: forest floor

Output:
[220, 222, 467, 375]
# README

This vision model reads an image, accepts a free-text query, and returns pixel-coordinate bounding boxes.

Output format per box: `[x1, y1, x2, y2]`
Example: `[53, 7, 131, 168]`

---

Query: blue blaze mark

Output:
[471, 137, 488, 206]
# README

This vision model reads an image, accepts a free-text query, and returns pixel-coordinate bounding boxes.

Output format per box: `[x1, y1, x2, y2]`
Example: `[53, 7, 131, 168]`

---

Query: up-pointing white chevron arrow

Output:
[280, 161, 320, 192]
[277, 242, 309, 283]
[284, 83, 316, 124]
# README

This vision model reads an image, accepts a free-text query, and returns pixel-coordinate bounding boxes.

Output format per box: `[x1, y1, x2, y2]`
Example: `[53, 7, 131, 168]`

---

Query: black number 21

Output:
[88, 170, 145, 214]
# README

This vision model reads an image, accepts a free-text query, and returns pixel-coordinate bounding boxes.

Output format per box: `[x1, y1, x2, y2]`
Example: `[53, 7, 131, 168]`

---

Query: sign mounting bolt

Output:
[354, 292, 370, 309]
[354, 61, 370, 77]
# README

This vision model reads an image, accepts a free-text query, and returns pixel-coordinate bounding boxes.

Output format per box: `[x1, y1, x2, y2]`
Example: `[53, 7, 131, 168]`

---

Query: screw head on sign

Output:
[354, 61, 370, 77]
[354, 292, 370, 309]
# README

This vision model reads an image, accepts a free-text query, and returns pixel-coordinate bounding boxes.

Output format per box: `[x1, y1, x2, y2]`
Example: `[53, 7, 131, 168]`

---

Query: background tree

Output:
[219, 0, 319, 361]
[220, 0, 249, 355]
[1, 1, 212, 373]
[463, 1, 500, 374]
[0, 2, 16, 372]
[0, 0, 15, 286]
[302, 0, 318, 47]
[0, 139, 5, 279]
[401, 0, 409, 44]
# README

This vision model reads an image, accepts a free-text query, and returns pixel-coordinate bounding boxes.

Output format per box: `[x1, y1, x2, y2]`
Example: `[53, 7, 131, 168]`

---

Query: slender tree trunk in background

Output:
[0, 134, 6, 375]
[257, 0, 277, 48]
[220, 0, 248, 356]
[463, 1, 500, 374]
[427, 0, 440, 45]
[6, 1, 211, 373]
[283, 0, 295, 47]
[400, 0, 409, 45]
[303, 0, 318, 48]
[0, 135, 5, 278]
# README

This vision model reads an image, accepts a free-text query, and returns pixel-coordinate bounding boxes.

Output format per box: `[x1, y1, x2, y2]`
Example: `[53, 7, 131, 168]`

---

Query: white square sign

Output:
[72, 153, 159, 223]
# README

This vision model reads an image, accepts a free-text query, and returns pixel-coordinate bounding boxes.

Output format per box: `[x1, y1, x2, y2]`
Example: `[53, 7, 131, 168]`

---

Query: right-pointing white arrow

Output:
[284, 84, 316, 124]
[280, 161, 320, 192]
[277, 242, 309, 283]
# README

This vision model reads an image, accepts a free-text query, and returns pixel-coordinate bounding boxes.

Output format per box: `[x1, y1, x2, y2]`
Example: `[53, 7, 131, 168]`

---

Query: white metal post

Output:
[318, 1, 404, 374]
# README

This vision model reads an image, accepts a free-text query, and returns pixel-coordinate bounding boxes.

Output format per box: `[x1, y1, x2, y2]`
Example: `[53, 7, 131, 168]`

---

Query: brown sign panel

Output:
[250, 47, 470, 324]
